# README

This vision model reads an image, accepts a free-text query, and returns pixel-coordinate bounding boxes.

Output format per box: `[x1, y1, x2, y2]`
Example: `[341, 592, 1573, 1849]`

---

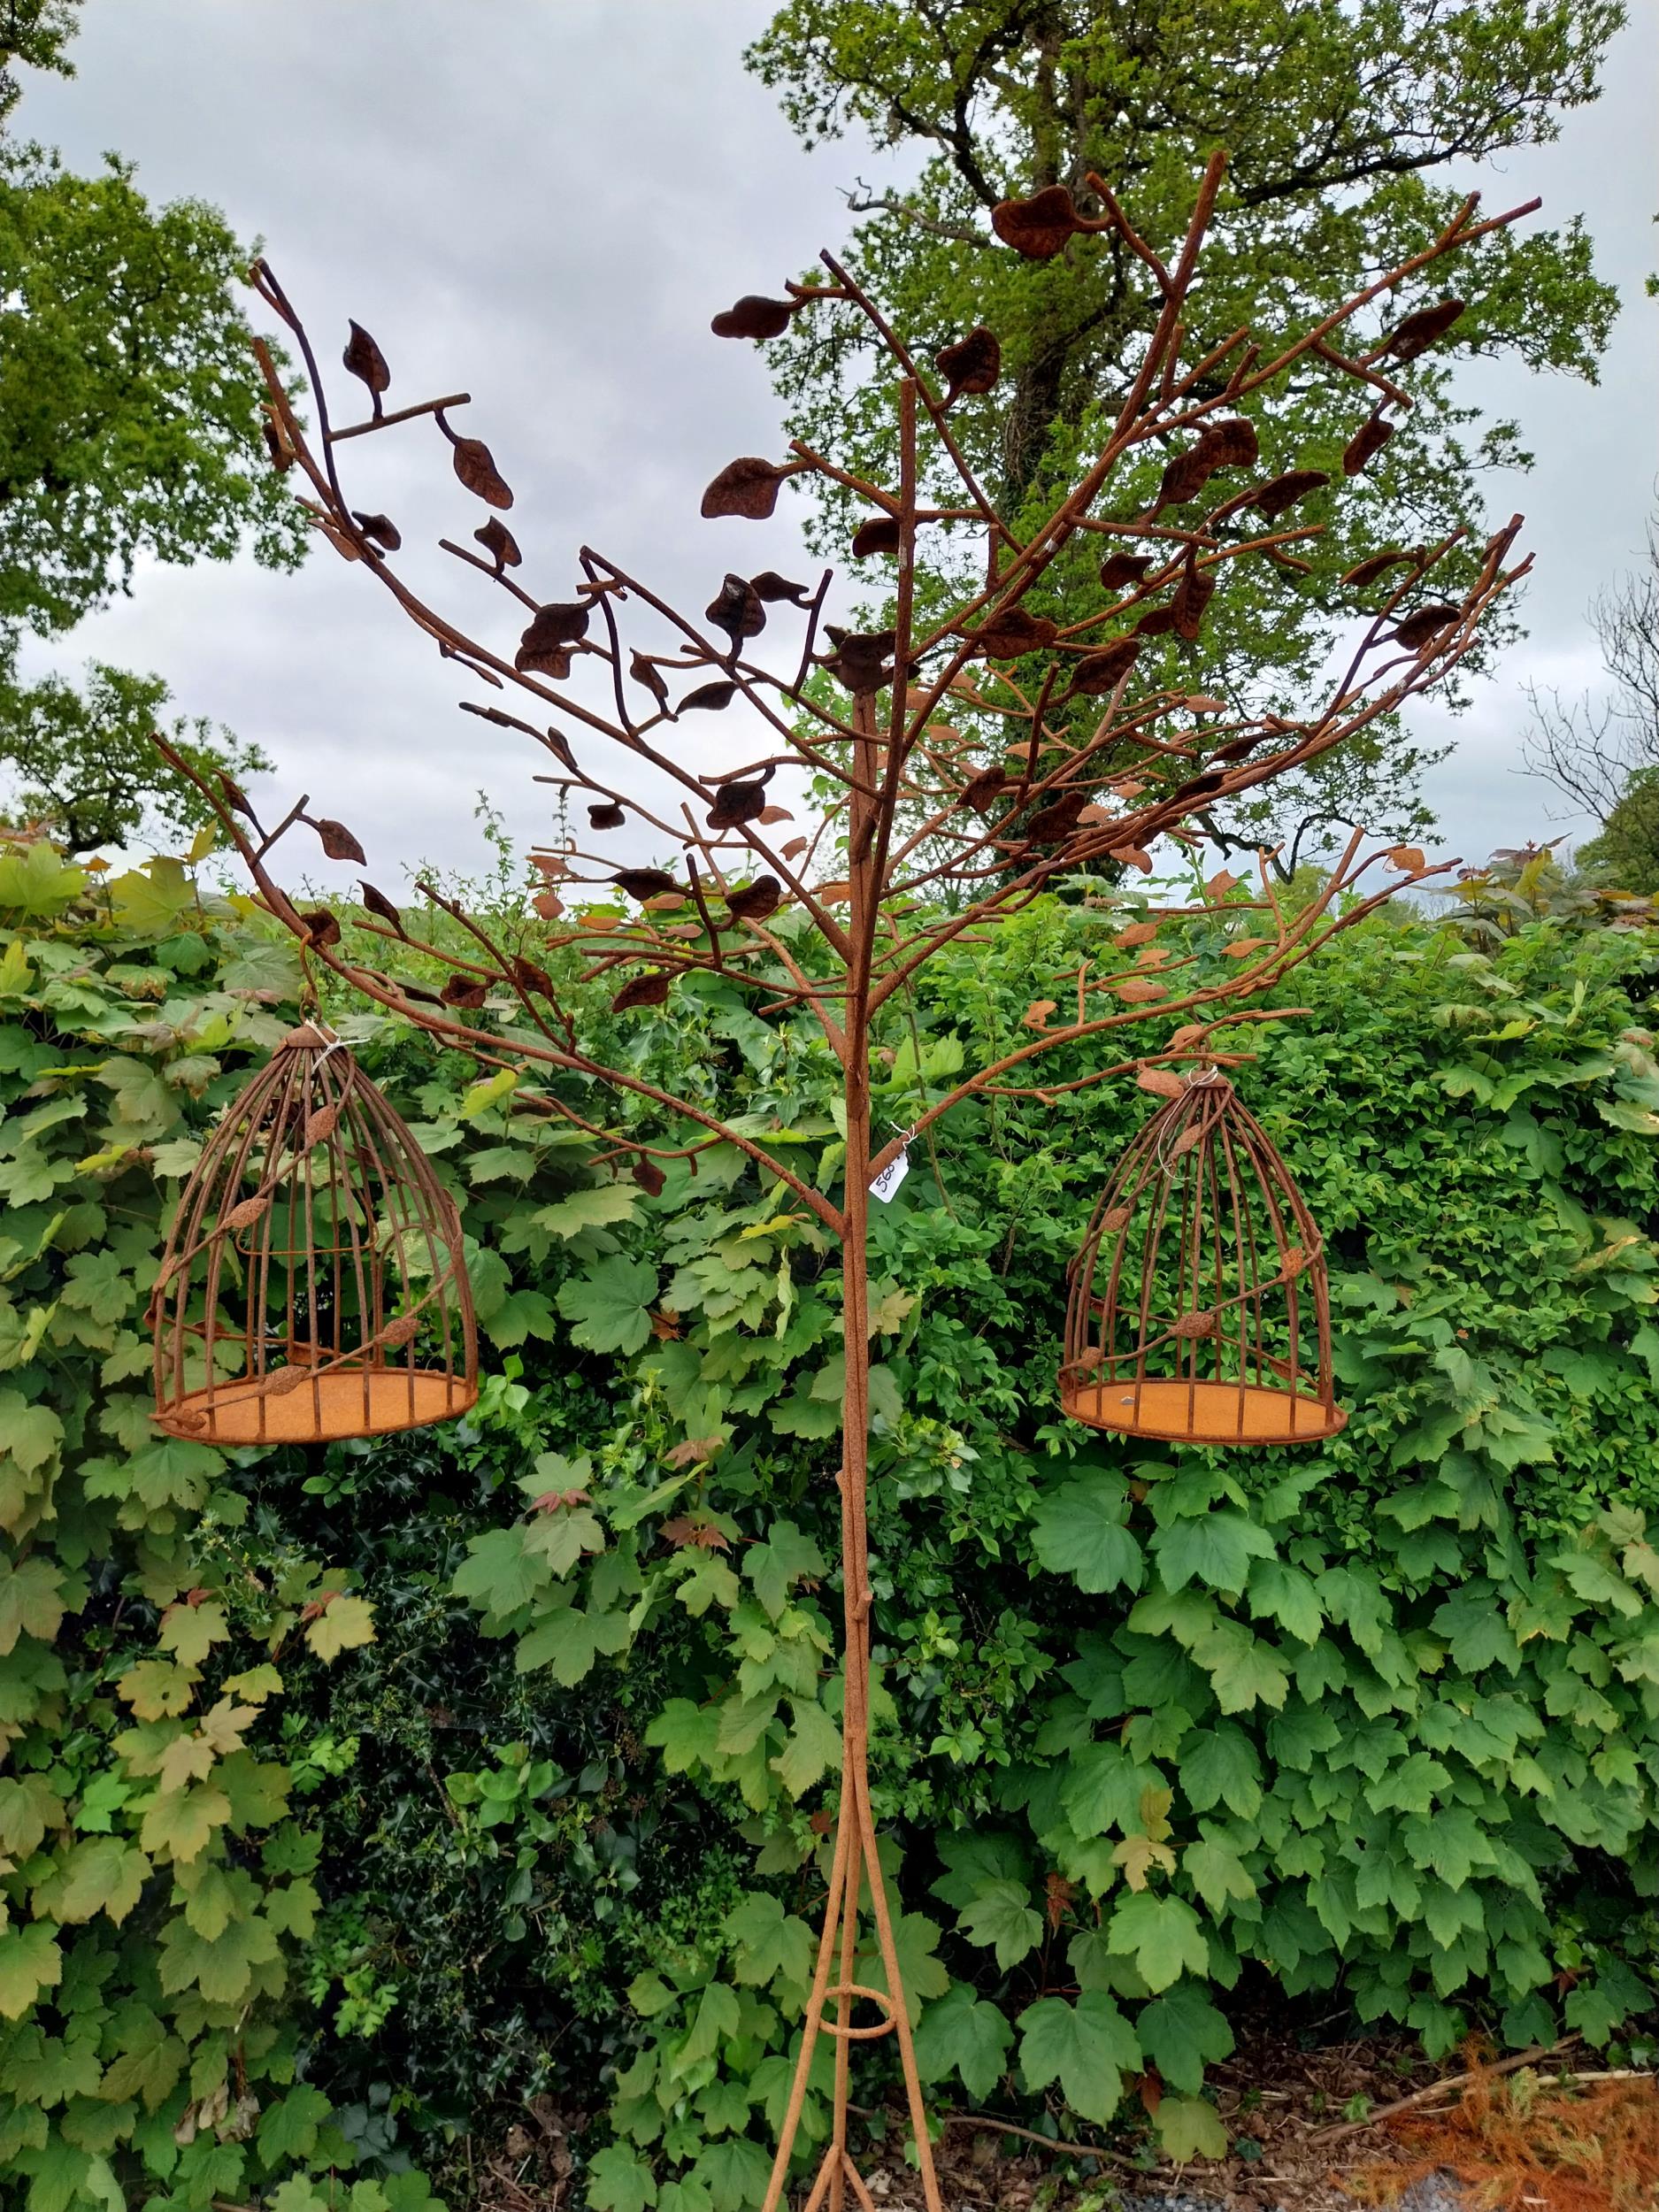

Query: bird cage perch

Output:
[1061, 1071, 1345, 1447]
[151, 1023, 477, 1446]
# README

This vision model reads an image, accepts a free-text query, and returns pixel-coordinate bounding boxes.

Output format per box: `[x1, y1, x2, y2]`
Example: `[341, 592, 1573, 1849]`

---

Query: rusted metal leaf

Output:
[360, 881, 403, 931]
[628, 651, 671, 710]
[612, 972, 670, 1011]
[1340, 548, 1414, 588]
[303, 1103, 339, 1148]
[511, 956, 557, 997]
[1156, 446, 1217, 510]
[821, 626, 897, 693]
[517, 602, 588, 678]
[710, 295, 797, 341]
[702, 457, 788, 520]
[1068, 636, 1141, 695]
[342, 319, 390, 394]
[382, 1313, 422, 1347]
[959, 764, 1007, 812]
[441, 975, 489, 1010]
[706, 573, 766, 649]
[298, 908, 342, 949]
[1381, 296, 1464, 362]
[1136, 1066, 1186, 1098]
[1253, 469, 1329, 519]
[452, 435, 513, 509]
[726, 876, 783, 923]
[474, 516, 522, 568]
[633, 1159, 666, 1197]
[588, 802, 626, 830]
[315, 818, 366, 865]
[1101, 552, 1154, 591]
[1171, 561, 1217, 642]
[1025, 791, 1088, 842]
[934, 325, 1002, 404]
[1392, 602, 1461, 651]
[1193, 416, 1259, 470]
[1343, 407, 1394, 476]
[851, 514, 902, 558]
[351, 511, 402, 552]
[680, 680, 740, 713]
[613, 868, 681, 901]
[967, 605, 1059, 659]
[708, 777, 769, 829]
[750, 570, 813, 604]
[992, 183, 1082, 260]
[223, 1193, 271, 1232]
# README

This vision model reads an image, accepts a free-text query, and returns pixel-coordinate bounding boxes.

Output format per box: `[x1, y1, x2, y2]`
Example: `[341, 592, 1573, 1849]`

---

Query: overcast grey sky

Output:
[14, 0, 1658, 892]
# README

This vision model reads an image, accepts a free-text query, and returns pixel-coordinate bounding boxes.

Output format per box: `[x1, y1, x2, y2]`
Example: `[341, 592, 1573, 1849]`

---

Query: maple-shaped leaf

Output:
[1030, 1474, 1144, 1596]
[138, 1782, 231, 1865]
[304, 1593, 375, 1663]
[157, 1902, 281, 2005]
[914, 1980, 1015, 2104]
[724, 1891, 815, 1999]
[1106, 1891, 1210, 1993]
[958, 1878, 1043, 1970]
[1018, 1990, 1141, 2123]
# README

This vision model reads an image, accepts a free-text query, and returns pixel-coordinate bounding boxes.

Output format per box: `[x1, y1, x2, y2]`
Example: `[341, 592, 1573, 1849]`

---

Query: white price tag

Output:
[869, 1149, 910, 1203]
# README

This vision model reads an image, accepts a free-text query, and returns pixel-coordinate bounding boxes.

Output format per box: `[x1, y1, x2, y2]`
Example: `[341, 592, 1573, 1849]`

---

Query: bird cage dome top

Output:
[1060, 1071, 1345, 1448]
[150, 1022, 477, 1446]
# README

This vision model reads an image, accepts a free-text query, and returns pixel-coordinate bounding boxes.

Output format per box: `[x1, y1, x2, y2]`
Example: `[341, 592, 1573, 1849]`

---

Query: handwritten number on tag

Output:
[869, 1149, 910, 1203]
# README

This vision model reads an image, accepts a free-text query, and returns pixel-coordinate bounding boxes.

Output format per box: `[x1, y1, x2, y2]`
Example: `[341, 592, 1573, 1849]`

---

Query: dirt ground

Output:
[471, 2026, 1658, 2212]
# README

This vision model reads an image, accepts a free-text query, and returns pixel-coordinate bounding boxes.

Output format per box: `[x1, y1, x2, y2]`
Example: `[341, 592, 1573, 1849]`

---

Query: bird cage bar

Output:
[1061, 1073, 1344, 1446]
[151, 1025, 477, 1446]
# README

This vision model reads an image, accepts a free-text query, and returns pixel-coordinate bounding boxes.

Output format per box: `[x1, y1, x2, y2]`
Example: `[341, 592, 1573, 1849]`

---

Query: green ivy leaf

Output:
[1029, 1473, 1143, 1594]
[0, 1920, 62, 2018]
[1017, 1990, 1140, 2124]
[1106, 1891, 1210, 1993]
[1177, 1726, 1262, 1820]
[1155, 2093, 1229, 2162]
[743, 1521, 826, 1622]
[256, 2085, 333, 2166]
[557, 1256, 659, 1355]
[1135, 1982, 1234, 2094]
[724, 1893, 814, 1999]
[691, 2136, 771, 2212]
[587, 2144, 658, 2212]
[1150, 1511, 1274, 1596]
[0, 1556, 65, 1655]
[771, 1698, 840, 1797]
[913, 1979, 1015, 2102]
[0, 1393, 63, 1479]
[956, 1878, 1043, 1970]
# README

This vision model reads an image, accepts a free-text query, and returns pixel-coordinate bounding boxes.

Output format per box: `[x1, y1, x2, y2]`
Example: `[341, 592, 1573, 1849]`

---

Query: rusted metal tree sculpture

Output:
[166, 153, 1538, 2210]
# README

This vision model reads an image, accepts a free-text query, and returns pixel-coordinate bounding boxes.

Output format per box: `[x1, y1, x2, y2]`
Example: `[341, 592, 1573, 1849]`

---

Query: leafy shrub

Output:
[0, 840, 442, 2211]
[7, 833, 1659, 2204]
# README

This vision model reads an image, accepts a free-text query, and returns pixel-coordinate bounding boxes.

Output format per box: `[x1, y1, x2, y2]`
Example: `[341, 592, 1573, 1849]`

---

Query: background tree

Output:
[0, 0, 303, 845]
[1525, 522, 1659, 887]
[745, 0, 1622, 862]
[0, 657, 270, 852]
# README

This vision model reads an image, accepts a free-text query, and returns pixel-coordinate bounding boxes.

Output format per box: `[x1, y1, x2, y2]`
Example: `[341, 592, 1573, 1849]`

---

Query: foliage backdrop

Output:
[3, 834, 1658, 2209]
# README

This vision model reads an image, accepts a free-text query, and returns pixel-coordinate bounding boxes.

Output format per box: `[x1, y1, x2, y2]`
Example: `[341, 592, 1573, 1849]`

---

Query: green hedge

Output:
[4, 835, 1659, 2207]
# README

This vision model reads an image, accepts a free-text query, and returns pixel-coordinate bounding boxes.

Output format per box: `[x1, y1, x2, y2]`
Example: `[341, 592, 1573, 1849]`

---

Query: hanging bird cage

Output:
[1060, 1071, 1345, 1447]
[151, 1023, 477, 1446]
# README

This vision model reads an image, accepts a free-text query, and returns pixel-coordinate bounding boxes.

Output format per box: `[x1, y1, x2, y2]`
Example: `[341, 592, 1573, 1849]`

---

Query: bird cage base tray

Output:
[154, 1368, 478, 1446]
[1062, 1375, 1346, 1446]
